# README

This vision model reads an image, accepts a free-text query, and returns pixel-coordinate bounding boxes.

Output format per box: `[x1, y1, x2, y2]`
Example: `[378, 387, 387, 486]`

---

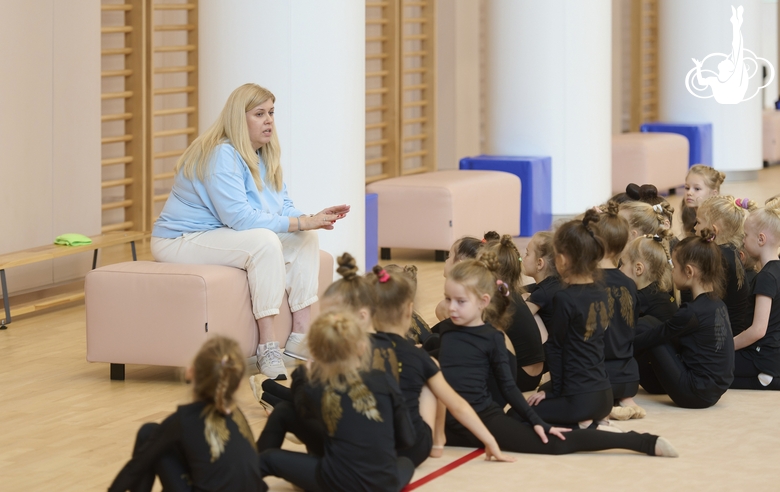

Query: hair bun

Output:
[699, 228, 717, 243]
[582, 208, 601, 228]
[336, 253, 359, 280]
[483, 231, 500, 242]
[403, 264, 418, 281]
[499, 234, 514, 248]
[639, 184, 658, 200]
[604, 200, 620, 217]
[626, 183, 641, 200]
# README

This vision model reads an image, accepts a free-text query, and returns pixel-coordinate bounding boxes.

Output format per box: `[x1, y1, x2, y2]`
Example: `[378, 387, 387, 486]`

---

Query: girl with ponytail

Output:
[526, 210, 618, 427]
[110, 336, 266, 492]
[438, 251, 678, 458]
[258, 312, 417, 492]
[634, 229, 734, 408]
[481, 233, 546, 392]
[695, 195, 757, 335]
[592, 202, 643, 420]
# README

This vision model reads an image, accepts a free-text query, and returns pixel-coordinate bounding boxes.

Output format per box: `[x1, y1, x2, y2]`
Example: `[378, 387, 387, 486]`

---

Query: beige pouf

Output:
[85, 251, 333, 379]
[366, 170, 521, 261]
[612, 132, 689, 194]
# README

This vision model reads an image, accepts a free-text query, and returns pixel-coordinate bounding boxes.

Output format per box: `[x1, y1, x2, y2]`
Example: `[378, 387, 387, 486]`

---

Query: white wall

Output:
[658, 0, 763, 172]
[436, 0, 482, 170]
[483, 0, 613, 215]
[761, 0, 779, 108]
[199, 0, 365, 270]
[0, 0, 101, 295]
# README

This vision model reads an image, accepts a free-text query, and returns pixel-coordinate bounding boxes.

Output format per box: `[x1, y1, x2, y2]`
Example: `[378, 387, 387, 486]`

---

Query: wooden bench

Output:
[0, 231, 146, 329]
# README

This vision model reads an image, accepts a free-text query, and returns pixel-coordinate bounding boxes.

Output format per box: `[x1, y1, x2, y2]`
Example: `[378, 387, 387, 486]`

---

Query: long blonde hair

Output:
[308, 312, 371, 392]
[698, 195, 757, 249]
[176, 83, 283, 192]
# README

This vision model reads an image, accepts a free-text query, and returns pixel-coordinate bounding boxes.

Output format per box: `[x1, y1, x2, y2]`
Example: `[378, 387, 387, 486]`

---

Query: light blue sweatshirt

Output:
[152, 143, 303, 238]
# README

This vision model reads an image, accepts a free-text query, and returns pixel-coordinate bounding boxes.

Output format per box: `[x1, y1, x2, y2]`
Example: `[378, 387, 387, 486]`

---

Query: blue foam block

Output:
[365, 193, 378, 269]
[640, 122, 713, 168]
[459, 155, 552, 236]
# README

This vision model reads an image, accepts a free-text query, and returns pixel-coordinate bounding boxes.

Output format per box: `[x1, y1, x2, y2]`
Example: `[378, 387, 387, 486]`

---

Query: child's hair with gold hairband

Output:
[622, 231, 674, 292]
[697, 195, 757, 250]
[674, 228, 726, 298]
[447, 253, 514, 330]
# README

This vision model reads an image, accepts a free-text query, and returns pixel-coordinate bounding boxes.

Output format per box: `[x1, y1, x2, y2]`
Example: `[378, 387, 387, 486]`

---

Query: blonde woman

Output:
[151, 83, 349, 380]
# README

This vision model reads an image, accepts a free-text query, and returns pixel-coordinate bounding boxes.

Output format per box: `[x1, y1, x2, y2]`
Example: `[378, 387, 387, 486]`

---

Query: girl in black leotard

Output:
[481, 233, 545, 392]
[523, 230, 562, 343]
[732, 200, 780, 390]
[526, 210, 618, 428]
[592, 201, 642, 420]
[110, 336, 268, 492]
[620, 232, 678, 397]
[695, 195, 757, 335]
[366, 264, 514, 466]
[258, 312, 416, 492]
[440, 252, 678, 458]
[634, 229, 734, 408]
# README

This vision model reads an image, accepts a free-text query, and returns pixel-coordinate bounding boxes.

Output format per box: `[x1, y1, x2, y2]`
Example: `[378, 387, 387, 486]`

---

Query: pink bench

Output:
[612, 133, 689, 194]
[85, 251, 333, 379]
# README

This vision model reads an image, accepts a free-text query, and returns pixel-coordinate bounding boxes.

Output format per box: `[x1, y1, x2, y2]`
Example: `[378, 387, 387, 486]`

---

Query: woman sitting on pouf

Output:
[151, 83, 349, 380]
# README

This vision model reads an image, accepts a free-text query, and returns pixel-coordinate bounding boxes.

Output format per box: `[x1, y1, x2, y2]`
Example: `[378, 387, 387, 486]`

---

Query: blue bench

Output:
[640, 122, 713, 168]
[459, 155, 552, 236]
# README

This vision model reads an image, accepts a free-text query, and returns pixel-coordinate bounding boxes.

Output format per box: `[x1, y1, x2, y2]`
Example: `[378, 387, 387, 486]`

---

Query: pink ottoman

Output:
[763, 109, 780, 164]
[612, 133, 689, 194]
[85, 250, 333, 379]
[366, 170, 521, 261]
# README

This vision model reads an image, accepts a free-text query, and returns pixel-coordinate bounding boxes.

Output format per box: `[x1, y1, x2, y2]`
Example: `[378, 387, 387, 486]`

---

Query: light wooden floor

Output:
[2, 167, 780, 491]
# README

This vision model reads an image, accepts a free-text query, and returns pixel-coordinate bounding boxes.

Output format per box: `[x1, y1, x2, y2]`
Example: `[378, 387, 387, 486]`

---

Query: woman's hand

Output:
[484, 442, 516, 462]
[300, 204, 350, 231]
[317, 204, 351, 220]
[526, 390, 546, 406]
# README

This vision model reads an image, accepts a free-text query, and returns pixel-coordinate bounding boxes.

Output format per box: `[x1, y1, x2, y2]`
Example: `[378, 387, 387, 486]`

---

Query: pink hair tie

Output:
[736, 198, 750, 209]
[496, 279, 511, 296]
[377, 269, 391, 283]
[480, 238, 487, 243]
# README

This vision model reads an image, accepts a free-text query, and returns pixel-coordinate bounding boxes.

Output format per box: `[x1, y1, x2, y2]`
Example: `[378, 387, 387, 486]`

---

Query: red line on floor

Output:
[402, 449, 486, 491]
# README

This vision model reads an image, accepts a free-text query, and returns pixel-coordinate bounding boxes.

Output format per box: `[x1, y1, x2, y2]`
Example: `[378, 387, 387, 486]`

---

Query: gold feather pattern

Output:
[606, 289, 615, 320]
[202, 407, 230, 463]
[599, 301, 610, 329]
[714, 306, 729, 352]
[348, 381, 384, 424]
[585, 301, 610, 341]
[618, 286, 635, 328]
[386, 348, 400, 382]
[232, 409, 257, 452]
[371, 348, 386, 373]
[321, 386, 343, 437]
[585, 303, 597, 341]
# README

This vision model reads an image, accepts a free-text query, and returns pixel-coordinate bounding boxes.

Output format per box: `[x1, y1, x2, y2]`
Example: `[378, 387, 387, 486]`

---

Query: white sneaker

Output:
[283, 332, 309, 361]
[256, 342, 288, 381]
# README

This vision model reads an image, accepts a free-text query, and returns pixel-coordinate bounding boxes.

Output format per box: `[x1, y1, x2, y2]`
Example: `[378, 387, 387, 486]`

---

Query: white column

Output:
[761, 0, 778, 108]
[658, 0, 763, 173]
[483, 0, 612, 216]
[199, 1, 366, 268]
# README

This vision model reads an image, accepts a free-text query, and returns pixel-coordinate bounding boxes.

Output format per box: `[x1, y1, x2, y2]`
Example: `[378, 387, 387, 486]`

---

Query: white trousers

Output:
[151, 228, 320, 319]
